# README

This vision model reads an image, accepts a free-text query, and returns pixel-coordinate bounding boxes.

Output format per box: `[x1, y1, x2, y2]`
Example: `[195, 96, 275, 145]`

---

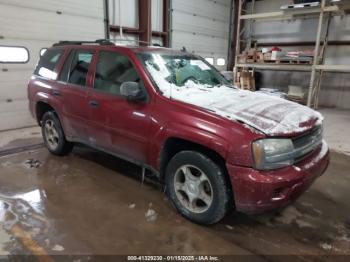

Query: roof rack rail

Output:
[53, 39, 114, 47]
[52, 39, 164, 47]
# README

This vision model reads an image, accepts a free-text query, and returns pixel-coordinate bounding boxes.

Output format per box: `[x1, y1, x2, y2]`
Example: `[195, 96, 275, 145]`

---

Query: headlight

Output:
[252, 139, 294, 170]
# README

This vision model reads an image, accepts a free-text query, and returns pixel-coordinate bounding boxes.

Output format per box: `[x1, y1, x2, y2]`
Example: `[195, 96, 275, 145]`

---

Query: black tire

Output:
[165, 151, 232, 225]
[41, 111, 73, 156]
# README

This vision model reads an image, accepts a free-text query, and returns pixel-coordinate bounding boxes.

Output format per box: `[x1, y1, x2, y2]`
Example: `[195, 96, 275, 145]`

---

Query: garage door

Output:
[171, 0, 231, 71]
[0, 0, 104, 131]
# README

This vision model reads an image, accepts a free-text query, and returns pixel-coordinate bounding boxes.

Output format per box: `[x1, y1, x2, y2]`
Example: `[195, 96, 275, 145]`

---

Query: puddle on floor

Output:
[0, 147, 348, 259]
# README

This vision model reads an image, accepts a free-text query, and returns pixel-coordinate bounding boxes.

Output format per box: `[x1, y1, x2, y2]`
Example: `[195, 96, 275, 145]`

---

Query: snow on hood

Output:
[147, 64, 323, 136]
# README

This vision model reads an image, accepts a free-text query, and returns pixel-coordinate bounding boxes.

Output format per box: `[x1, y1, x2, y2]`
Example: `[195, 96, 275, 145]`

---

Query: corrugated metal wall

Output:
[0, 0, 104, 131]
[247, 0, 350, 109]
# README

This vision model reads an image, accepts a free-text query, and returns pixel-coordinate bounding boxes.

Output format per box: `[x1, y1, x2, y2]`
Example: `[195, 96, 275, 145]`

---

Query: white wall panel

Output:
[171, 0, 231, 70]
[109, 0, 138, 28]
[152, 0, 163, 32]
[0, 0, 103, 18]
[0, 0, 104, 131]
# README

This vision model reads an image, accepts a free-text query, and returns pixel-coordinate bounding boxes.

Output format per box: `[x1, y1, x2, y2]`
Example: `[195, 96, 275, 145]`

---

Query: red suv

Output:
[28, 40, 330, 225]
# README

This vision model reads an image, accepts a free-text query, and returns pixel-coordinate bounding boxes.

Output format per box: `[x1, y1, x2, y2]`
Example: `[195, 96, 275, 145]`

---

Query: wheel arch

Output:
[160, 137, 235, 213]
[160, 137, 225, 171]
[35, 101, 62, 126]
[159, 137, 233, 195]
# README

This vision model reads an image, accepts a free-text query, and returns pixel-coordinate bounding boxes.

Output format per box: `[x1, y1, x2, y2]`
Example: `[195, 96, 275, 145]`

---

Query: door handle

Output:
[89, 100, 99, 108]
[52, 90, 61, 96]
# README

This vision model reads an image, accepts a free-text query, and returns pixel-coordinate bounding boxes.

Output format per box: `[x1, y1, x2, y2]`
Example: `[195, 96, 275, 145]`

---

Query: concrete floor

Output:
[0, 109, 349, 260]
[319, 108, 350, 156]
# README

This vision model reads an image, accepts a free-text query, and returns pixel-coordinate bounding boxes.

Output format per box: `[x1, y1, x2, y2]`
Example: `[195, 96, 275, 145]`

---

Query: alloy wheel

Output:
[44, 119, 60, 150]
[173, 165, 213, 213]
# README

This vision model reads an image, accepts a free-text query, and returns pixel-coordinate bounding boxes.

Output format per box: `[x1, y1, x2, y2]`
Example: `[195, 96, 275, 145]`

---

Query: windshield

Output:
[137, 52, 231, 94]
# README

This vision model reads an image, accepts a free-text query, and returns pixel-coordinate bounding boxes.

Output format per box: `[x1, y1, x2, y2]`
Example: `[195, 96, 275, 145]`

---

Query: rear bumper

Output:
[227, 141, 330, 214]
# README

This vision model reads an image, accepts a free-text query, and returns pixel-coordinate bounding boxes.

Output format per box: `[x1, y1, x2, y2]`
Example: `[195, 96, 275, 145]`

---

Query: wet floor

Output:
[0, 142, 349, 260]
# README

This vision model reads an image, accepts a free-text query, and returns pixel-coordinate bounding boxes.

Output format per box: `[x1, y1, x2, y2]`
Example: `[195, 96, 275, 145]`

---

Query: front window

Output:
[137, 52, 231, 97]
[58, 50, 93, 86]
[94, 51, 140, 96]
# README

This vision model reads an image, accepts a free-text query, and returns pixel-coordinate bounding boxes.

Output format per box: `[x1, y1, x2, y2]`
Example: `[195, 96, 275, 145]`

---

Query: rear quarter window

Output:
[34, 49, 63, 80]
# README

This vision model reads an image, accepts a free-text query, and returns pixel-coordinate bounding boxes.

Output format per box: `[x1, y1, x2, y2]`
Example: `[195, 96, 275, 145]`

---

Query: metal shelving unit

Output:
[234, 0, 350, 108]
[236, 63, 312, 71]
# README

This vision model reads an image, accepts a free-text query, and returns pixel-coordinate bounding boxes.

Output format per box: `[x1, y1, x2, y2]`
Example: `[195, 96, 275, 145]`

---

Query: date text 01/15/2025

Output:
[127, 255, 220, 261]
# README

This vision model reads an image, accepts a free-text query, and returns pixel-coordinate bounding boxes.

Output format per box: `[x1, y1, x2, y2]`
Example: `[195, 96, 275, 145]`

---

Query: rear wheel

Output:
[41, 111, 73, 156]
[165, 151, 232, 225]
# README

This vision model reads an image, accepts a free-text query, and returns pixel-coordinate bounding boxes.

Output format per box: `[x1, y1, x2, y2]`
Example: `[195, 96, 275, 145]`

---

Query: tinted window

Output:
[58, 50, 74, 82]
[40, 48, 48, 57]
[34, 49, 63, 79]
[94, 51, 140, 96]
[68, 50, 93, 86]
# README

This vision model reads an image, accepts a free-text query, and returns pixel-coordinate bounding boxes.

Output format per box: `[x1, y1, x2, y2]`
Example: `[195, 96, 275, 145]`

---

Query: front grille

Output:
[293, 126, 323, 163]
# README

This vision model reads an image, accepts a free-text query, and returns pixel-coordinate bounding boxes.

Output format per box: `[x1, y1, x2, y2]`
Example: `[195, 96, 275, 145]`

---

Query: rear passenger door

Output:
[87, 50, 152, 163]
[56, 49, 94, 142]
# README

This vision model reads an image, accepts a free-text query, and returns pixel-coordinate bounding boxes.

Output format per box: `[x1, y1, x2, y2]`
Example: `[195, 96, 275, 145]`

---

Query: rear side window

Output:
[58, 50, 93, 86]
[94, 51, 140, 96]
[34, 49, 63, 79]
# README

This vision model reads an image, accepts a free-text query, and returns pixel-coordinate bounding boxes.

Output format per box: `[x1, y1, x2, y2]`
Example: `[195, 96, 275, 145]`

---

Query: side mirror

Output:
[120, 82, 147, 102]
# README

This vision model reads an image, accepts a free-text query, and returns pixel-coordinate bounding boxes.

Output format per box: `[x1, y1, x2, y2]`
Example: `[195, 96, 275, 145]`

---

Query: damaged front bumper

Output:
[227, 141, 330, 214]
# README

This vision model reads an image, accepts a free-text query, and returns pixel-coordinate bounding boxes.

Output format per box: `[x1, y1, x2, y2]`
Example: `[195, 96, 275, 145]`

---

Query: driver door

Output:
[87, 50, 152, 163]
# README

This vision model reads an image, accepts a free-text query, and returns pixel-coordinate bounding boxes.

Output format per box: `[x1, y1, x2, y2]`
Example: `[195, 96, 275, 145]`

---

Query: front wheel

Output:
[165, 151, 232, 225]
[41, 111, 73, 156]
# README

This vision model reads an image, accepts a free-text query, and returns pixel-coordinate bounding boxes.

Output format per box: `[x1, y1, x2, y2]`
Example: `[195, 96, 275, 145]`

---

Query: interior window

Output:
[68, 50, 93, 86]
[0, 46, 29, 63]
[34, 49, 63, 79]
[94, 51, 140, 96]
[217, 58, 226, 66]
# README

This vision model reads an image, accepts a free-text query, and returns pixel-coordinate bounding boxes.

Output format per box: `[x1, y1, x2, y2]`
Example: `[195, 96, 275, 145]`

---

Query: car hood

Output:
[162, 83, 323, 136]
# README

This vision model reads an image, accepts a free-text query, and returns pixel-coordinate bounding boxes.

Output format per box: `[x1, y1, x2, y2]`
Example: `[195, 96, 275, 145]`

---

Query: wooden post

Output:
[307, 0, 326, 107]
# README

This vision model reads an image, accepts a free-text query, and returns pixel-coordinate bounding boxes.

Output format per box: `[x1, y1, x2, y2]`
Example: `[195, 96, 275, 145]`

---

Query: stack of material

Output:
[281, 1, 320, 10]
[238, 47, 314, 64]
[262, 48, 313, 64]
[235, 70, 256, 91]
[237, 49, 258, 63]
[282, 50, 314, 64]
[287, 85, 307, 104]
